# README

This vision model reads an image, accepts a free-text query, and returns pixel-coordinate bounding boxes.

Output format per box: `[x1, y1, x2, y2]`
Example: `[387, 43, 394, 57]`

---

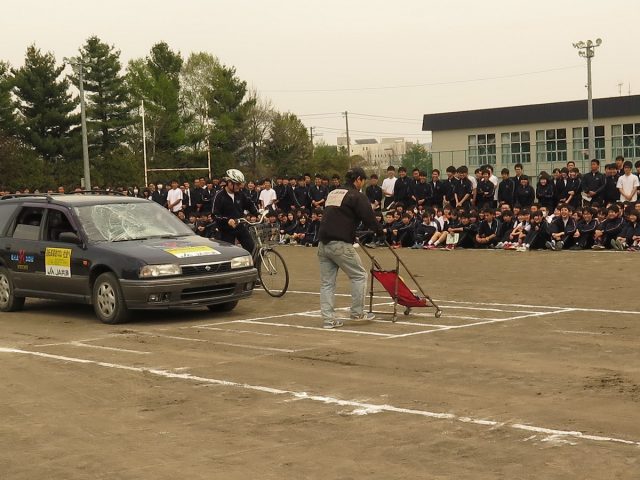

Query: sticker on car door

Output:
[45, 247, 72, 277]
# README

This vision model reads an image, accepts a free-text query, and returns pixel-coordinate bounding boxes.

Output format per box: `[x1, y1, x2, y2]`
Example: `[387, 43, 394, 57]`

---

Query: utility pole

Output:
[573, 38, 602, 162]
[309, 126, 315, 158]
[141, 100, 148, 186]
[618, 82, 623, 96]
[343, 111, 351, 166]
[65, 57, 91, 189]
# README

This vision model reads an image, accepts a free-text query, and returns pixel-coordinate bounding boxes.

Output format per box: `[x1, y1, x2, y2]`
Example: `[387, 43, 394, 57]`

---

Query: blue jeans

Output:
[317, 241, 368, 322]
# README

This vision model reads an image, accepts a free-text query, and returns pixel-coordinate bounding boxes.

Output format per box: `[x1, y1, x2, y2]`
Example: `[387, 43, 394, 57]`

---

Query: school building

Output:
[421, 95, 640, 176]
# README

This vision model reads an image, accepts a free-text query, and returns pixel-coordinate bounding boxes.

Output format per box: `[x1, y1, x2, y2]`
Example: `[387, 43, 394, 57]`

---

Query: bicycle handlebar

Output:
[237, 209, 269, 226]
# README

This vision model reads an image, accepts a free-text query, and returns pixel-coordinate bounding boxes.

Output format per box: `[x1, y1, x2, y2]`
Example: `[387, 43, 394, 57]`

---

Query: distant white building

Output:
[337, 136, 414, 170]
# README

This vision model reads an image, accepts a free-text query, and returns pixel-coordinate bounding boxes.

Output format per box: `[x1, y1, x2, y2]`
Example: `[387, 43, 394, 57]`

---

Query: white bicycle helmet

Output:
[224, 168, 245, 184]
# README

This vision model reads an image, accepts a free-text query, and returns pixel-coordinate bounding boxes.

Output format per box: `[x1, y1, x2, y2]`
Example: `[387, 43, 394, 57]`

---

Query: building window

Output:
[572, 126, 605, 161]
[500, 131, 531, 163]
[468, 134, 496, 165]
[536, 128, 567, 162]
[611, 123, 640, 160]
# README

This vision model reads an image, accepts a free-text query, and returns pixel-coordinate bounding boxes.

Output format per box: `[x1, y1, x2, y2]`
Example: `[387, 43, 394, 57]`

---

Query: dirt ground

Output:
[1, 247, 639, 479]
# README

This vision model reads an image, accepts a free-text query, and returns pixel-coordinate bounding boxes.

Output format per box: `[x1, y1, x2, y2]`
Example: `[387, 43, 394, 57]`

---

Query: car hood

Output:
[96, 236, 250, 265]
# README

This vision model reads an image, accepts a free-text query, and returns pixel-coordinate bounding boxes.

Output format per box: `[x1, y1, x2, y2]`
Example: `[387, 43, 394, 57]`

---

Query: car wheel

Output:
[92, 272, 130, 324]
[207, 300, 238, 313]
[0, 266, 25, 312]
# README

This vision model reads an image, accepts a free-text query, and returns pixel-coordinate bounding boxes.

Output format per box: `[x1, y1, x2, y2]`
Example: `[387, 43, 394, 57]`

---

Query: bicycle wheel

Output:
[257, 248, 289, 297]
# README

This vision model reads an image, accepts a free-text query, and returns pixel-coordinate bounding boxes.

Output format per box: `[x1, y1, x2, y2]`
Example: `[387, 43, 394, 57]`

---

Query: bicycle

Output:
[238, 213, 290, 297]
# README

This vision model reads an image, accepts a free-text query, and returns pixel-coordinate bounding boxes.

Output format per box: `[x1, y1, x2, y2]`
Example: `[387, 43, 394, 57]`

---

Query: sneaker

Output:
[545, 241, 556, 251]
[445, 244, 455, 250]
[495, 242, 504, 249]
[350, 312, 375, 322]
[515, 245, 527, 252]
[423, 244, 435, 250]
[610, 239, 624, 251]
[591, 244, 605, 250]
[364, 243, 377, 249]
[392, 243, 402, 249]
[502, 242, 511, 250]
[505, 243, 517, 250]
[556, 241, 564, 250]
[627, 246, 639, 252]
[323, 319, 344, 329]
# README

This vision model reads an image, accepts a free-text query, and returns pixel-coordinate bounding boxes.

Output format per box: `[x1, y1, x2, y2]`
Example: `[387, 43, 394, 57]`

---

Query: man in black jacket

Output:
[581, 159, 605, 206]
[212, 169, 259, 253]
[318, 167, 383, 329]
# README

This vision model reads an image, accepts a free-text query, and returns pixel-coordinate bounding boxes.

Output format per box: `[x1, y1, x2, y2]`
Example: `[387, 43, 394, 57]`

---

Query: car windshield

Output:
[74, 202, 195, 242]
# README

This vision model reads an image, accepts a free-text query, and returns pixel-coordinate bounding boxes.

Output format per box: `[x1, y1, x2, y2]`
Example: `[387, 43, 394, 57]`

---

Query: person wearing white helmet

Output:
[212, 169, 259, 253]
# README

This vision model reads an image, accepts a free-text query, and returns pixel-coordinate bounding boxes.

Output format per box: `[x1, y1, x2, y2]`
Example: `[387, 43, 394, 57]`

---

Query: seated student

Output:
[291, 215, 310, 245]
[571, 207, 597, 249]
[611, 209, 640, 251]
[546, 203, 577, 250]
[413, 211, 439, 249]
[442, 209, 462, 250]
[425, 209, 459, 249]
[391, 213, 416, 248]
[592, 204, 625, 249]
[503, 209, 531, 249]
[422, 210, 448, 250]
[454, 212, 479, 249]
[495, 210, 515, 247]
[474, 208, 499, 248]
[523, 211, 549, 250]
[381, 211, 397, 245]
[266, 212, 280, 242]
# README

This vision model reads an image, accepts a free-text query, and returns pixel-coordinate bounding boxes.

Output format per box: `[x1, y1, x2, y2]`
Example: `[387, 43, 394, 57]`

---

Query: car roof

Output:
[0, 194, 148, 207]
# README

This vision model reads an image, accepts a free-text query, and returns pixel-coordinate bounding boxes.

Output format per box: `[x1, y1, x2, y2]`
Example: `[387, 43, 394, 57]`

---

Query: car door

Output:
[39, 207, 91, 298]
[5, 205, 46, 291]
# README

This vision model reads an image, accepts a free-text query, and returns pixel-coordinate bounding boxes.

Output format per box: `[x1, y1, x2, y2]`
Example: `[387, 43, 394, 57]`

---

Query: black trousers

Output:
[220, 225, 255, 255]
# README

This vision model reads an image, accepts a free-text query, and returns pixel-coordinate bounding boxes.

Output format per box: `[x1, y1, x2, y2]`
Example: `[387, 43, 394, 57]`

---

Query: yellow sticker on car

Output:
[45, 247, 72, 278]
[164, 246, 220, 258]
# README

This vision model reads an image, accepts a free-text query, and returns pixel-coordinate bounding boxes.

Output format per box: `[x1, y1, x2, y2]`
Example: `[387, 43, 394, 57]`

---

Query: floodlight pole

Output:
[573, 38, 602, 162]
[141, 100, 148, 186]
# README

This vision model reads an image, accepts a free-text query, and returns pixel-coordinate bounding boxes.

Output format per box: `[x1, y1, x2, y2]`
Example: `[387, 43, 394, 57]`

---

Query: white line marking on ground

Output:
[287, 291, 640, 315]
[197, 327, 276, 337]
[136, 332, 208, 343]
[2, 347, 637, 448]
[205, 341, 300, 353]
[236, 320, 392, 337]
[385, 310, 575, 339]
[553, 330, 610, 336]
[64, 342, 151, 355]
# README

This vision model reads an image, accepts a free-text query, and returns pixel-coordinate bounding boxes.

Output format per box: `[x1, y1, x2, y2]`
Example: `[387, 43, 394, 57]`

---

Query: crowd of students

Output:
[3, 155, 640, 252]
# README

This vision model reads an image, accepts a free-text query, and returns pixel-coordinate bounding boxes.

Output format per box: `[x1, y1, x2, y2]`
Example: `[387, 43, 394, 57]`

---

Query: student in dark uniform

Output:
[498, 168, 515, 207]
[546, 204, 577, 250]
[603, 163, 621, 206]
[442, 166, 459, 206]
[565, 168, 582, 209]
[365, 174, 383, 211]
[212, 169, 259, 253]
[535, 173, 555, 211]
[411, 171, 432, 210]
[393, 167, 412, 208]
[475, 208, 499, 248]
[515, 175, 535, 208]
[581, 159, 605, 206]
[477, 169, 495, 208]
[454, 166, 473, 209]
[572, 207, 597, 249]
[429, 169, 444, 207]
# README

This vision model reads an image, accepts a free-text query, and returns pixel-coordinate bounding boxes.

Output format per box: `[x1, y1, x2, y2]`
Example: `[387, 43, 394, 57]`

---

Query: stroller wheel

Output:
[404, 307, 411, 316]
[434, 310, 442, 318]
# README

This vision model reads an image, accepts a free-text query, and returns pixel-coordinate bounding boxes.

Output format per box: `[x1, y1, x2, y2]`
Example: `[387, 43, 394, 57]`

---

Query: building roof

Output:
[422, 95, 640, 132]
[355, 138, 378, 144]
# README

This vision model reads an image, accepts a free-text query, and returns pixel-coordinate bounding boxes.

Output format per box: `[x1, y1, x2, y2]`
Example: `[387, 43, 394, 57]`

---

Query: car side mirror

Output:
[58, 232, 82, 245]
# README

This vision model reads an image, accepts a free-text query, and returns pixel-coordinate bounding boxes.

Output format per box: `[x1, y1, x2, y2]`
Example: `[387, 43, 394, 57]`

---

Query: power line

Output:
[349, 112, 418, 121]
[263, 65, 582, 93]
[313, 125, 432, 136]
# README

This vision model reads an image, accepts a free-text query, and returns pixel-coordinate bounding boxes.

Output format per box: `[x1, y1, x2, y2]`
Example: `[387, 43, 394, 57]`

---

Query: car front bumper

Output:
[119, 268, 258, 309]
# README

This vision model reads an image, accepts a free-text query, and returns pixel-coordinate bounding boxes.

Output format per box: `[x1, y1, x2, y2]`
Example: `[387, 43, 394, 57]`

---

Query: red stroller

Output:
[358, 241, 442, 322]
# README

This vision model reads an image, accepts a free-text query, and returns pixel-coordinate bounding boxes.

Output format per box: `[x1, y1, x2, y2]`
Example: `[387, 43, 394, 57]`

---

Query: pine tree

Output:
[12, 45, 79, 162]
[0, 61, 16, 135]
[76, 36, 131, 156]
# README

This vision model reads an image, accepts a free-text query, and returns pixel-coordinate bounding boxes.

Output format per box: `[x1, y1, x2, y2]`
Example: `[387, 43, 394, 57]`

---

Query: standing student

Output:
[412, 171, 432, 210]
[259, 179, 278, 211]
[565, 168, 582, 209]
[498, 168, 515, 207]
[166, 180, 183, 214]
[430, 169, 444, 207]
[617, 160, 640, 203]
[454, 166, 473, 209]
[381, 166, 397, 210]
[317, 167, 383, 329]
[515, 175, 535, 208]
[365, 174, 383, 211]
[442, 166, 459, 206]
[536, 173, 555, 211]
[477, 169, 495, 208]
[582, 159, 605, 206]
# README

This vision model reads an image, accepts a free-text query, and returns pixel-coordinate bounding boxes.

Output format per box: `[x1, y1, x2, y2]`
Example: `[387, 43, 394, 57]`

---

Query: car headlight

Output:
[230, 255, 253, 269]
[139, 264, 182, 278]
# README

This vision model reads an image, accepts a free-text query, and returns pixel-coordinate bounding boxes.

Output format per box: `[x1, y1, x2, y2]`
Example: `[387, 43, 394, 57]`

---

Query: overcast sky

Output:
[3, 0, 638, 146]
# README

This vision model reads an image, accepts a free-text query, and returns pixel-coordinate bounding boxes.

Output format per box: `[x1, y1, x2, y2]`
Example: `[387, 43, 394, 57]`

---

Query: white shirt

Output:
[259, 188, 277, 208]
[381, 177, 396, 197]
[166, 188, 183, 212]
[490, 174, 499, 200]
[616, 173, 639, 202]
